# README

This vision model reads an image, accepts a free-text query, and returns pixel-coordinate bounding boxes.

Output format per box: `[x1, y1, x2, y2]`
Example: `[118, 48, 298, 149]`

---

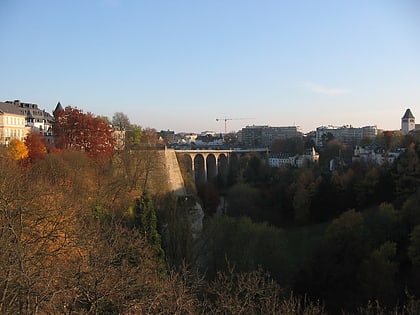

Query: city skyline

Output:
[1, 1, 419, 133]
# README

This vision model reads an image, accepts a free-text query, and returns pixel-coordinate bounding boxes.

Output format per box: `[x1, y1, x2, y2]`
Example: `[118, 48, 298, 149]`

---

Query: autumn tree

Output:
[65, 219, 162, 314]
[0, 144, 167, 314]
[142, 127, 160, 145]
[25, 131, 47, 162]
[53, 106, 115, 159]
[0, 153, 81, 314]
[7, 138, 28, 161]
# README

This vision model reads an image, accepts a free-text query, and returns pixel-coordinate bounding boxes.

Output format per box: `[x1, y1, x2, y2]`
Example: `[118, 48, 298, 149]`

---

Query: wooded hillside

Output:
[1, 123, 420, 314]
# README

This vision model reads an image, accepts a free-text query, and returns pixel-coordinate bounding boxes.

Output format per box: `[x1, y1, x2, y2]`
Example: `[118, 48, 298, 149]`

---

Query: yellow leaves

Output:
[8, 139, 28, 160]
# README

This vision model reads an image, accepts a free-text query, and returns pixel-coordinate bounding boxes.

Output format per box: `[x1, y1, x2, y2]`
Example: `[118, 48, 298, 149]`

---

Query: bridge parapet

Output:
[174, 148, 269, 154]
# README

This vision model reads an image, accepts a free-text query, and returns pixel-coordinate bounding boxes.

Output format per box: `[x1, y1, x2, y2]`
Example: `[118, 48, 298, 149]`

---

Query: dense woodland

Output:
[1, 108, 420, 314]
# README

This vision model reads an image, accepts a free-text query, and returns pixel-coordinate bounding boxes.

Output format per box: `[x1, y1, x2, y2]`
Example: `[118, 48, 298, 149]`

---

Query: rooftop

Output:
[402, 108, 415, 119]
[0, 102, 25, 116]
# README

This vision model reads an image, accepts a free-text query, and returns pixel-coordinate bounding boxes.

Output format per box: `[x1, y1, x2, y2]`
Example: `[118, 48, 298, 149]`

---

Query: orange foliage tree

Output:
[142, 127, 160, 145]
[25, 131, 47, 162]
[53, 106, 115, 159]
[7, 139, 28, 160]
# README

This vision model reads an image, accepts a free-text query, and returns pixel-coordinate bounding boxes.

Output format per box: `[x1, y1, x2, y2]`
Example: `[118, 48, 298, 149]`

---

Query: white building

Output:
[184, 133, 197, 144]
[194, 131, 223, 147]
[353, 145, 404, 165]
[6, 100, 54, 136]
[269, 147, 319, 168]
[269, 152, 296, 168]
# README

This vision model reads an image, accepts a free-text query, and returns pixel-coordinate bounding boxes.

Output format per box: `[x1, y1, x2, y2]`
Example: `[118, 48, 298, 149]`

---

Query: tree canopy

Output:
[112, 112, 130, 130]
[53, 106, 115, 159]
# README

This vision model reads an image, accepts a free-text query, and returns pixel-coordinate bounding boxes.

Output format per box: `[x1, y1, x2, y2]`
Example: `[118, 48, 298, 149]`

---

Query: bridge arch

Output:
[194, 154, 206, 184]
[206, 154, 217, 182]
[178, 154, 193, 178]
[174, 148, 268, 184]
[217, 154, 229, 185]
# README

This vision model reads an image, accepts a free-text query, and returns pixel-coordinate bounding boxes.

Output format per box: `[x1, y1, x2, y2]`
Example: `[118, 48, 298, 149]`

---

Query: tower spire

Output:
[401, 108, 415, 133]
[53, 101, 64, 115]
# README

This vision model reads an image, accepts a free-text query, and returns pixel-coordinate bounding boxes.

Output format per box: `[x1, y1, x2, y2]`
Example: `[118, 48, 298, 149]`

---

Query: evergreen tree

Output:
[134, 189, 164, 258]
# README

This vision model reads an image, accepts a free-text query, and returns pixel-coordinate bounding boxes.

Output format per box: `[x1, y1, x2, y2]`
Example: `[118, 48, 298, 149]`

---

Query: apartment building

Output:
[6, 100, 54, 136]
[0, 102, 28, 145]
[316, 125, 378, 147]
[241, 125, 303, 148]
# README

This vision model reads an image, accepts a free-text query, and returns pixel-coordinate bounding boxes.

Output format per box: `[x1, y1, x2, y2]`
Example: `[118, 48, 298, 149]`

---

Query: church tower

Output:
[402, 108, 415, 133]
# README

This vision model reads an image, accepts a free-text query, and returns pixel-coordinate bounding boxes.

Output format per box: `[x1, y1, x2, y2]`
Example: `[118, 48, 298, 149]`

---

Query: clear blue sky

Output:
[1, 0, 419, 133]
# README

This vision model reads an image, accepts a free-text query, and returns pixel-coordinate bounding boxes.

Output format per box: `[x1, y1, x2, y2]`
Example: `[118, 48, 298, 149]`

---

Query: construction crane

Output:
[216, 117, 254, 134]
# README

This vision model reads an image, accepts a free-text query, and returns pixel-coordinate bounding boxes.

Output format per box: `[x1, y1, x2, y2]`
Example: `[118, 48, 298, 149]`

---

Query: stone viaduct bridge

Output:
[174, 148, 269, 184]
